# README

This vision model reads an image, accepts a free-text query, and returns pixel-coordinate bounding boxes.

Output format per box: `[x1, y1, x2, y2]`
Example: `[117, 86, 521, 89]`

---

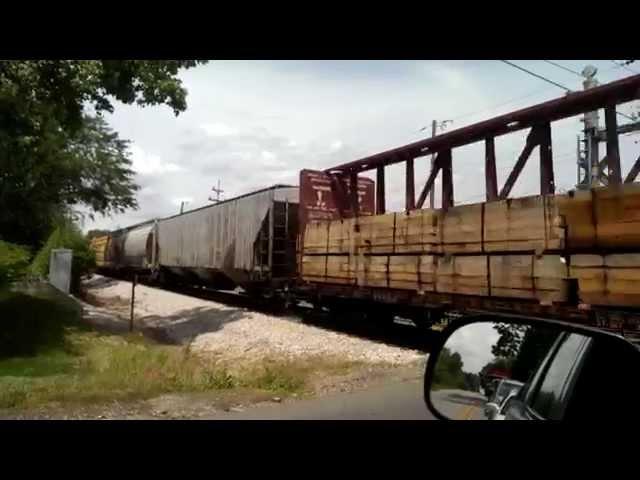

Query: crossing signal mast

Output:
[577, 64, 640, 189]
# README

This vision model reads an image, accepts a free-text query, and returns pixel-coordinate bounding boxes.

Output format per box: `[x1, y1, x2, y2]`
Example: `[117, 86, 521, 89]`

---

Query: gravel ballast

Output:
[82, 275, 424, 366]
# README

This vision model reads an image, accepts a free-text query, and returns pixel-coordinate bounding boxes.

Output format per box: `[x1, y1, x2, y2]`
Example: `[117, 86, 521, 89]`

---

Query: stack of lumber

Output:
[484, 196, 564, 253]
[300, 184, 640, 308]
[558, 184, 640, 307]
[570, 254, 640, 306]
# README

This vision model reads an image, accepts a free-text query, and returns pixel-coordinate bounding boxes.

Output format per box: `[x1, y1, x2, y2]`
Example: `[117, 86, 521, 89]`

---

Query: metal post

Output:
[376, 166, 386, 214]
[582, 66, 600, 187]
[539, 122, 555, 195]
[349, 171, 359, 216]
[499, 127, 541, 199]
[417, 153, 442, 209]
[605, 104, 622, 185]
[129, 274, 137, 332]
[625, 155, 640, 183]
[430, 120, 437, 208]
[441, 149, 453, 210]
[485, 137, 498, 201]
[405, 158, 415, 211]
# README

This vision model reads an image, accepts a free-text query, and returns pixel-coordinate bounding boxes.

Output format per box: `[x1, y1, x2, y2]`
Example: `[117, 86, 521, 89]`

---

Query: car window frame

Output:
[522, 332, 592, 420]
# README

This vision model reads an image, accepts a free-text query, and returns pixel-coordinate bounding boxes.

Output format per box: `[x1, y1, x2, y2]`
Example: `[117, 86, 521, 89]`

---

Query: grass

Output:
[0, 285, 354, 411]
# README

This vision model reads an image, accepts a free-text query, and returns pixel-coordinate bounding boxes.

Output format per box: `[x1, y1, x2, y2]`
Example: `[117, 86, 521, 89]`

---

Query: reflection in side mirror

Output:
[424, 316, 640, 421]
[484, 403, 499, 420]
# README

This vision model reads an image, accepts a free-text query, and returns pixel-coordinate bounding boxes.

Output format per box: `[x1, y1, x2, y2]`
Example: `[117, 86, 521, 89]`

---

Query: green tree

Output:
[491, 323, 529, 359]
[0, 60, 206, 247]
[490, 322, 561, 383]
[0, 240, 31, 287]
[433, 347, 467, 390]
[1, 115, 139, 245]
[509, 327, 559, 383]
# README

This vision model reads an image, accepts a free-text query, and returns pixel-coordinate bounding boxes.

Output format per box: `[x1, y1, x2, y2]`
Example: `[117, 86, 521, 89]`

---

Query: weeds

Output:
[0, 285, 358, 411]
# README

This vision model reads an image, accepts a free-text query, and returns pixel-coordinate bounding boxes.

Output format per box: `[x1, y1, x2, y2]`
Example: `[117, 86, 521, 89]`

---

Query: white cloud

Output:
[201, 122, 239, 137]
[330, 140, 344, 151]
[129, 145, 182, 175]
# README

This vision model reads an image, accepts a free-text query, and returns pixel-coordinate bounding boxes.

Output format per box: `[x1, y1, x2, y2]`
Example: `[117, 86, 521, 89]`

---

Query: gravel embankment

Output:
[82, 275, 424, 366]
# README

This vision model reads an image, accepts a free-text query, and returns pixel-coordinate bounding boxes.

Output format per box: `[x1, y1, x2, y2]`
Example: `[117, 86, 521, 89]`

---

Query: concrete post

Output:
[49, 249, 73, 294]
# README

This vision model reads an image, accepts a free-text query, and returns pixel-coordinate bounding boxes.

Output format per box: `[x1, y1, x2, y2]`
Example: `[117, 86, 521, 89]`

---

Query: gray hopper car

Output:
[99, 185, 300, 292]
[156, 184, 299, 291]
[101, 185, 300, 293]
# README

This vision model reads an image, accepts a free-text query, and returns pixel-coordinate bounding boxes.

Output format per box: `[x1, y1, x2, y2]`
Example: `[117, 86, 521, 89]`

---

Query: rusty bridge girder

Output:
[323, 74, 640, 217]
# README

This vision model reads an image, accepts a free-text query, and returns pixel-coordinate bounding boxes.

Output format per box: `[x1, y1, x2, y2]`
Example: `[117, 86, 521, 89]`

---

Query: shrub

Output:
[0, 240, 31, 287]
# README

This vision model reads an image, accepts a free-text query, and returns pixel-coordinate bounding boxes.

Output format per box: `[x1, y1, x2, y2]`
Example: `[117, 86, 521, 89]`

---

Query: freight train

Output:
[90, 74, 640, 332]
[90, 185, 299, 296]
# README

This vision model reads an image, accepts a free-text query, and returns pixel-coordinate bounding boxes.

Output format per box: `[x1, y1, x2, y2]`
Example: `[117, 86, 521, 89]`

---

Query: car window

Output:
[527, 333, 591, 420]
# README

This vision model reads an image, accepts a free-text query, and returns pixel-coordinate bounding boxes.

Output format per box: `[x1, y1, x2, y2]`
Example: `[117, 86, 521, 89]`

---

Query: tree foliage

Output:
[509, 327, 559, 383]
[1, 115, 139, 245]
[433, 347, 467, 390]
[0, 241, 31, 287]
[491, 323, 528, 359]
[490, 323, 561, 383]
[0, 60, 206, 247]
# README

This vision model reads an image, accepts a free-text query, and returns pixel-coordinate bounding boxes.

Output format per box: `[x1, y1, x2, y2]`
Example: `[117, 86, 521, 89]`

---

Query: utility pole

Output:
[429, 119, 453, 208]
[208, 179, 224, 203]
[180, 201, 188, 214]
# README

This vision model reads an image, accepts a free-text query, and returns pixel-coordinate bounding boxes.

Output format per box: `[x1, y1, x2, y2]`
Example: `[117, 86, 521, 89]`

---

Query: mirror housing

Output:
[423, 314, 640, 421]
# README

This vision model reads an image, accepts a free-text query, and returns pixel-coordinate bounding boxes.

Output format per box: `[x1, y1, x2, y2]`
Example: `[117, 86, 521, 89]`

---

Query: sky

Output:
[80, 60, 640, 232]
[444, 321, 501, 374]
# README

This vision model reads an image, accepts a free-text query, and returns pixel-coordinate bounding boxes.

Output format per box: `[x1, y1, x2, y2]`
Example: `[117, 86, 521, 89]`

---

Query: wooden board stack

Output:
[300, 183, 640, 308]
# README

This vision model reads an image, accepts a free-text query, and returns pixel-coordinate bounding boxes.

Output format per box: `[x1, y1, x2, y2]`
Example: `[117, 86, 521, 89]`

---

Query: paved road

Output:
[204, 380, 488, 420]
[430, 389, 487, 420]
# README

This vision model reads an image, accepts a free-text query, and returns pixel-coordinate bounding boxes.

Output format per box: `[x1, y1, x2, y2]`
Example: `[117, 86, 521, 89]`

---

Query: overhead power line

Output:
[501, 60, 635, 122]
[500, 60, 572, 92]
[610, 60, 639, 75]
[449, 87, 553, 123]
[543, 60, 583, 77]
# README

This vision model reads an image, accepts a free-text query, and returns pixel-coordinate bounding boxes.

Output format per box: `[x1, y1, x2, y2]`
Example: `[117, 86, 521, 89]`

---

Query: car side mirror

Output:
[423, 315, 640, 421]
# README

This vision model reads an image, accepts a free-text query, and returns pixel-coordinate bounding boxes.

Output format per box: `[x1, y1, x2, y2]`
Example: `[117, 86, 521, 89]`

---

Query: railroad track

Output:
[89, 273, 439, 353]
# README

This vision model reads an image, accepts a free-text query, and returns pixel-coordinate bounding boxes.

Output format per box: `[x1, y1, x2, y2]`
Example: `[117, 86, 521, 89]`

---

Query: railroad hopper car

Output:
[89, 235, 111, 268]
[90, 219, 156, 273]
[156, 185, 299, 292]
[92, 185, 300, 294]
